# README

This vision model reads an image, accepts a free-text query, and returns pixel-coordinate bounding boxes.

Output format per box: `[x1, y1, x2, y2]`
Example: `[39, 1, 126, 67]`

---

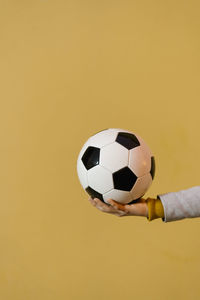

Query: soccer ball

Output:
[77, 128, 155, 204]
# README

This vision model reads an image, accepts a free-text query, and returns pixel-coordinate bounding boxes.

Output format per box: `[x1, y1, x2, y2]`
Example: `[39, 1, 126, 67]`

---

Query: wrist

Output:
[139, 198, 148, 217]
[143, 202, 148, 217]
[146, 197, 164, 221]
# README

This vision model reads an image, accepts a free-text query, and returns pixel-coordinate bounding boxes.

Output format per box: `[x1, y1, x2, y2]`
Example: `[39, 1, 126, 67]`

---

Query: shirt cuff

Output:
[147, 197, 165, 221]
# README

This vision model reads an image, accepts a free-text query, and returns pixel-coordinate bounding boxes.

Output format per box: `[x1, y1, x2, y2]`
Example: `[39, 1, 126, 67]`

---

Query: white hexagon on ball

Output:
[88, 129, 118, 148]
[103, 189, 132, 204]
[130, 173, 152, 200]
[135, 135, 153, 157]
[129, 146, 151, 177]
[77, 157, 88, 189]
[87, 165, 114, 194]
[100, 142, 129, 172]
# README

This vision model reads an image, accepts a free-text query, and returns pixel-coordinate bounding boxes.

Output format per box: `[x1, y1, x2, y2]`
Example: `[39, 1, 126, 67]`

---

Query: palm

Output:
[88, 197, 148, 217]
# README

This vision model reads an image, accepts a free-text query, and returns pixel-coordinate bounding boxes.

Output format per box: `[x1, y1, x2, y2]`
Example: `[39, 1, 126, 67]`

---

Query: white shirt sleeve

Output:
[158, 186, 200, 222]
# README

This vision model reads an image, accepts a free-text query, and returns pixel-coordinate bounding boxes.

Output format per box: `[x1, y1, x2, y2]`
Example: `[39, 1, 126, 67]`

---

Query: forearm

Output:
[156, 186, 200, 222]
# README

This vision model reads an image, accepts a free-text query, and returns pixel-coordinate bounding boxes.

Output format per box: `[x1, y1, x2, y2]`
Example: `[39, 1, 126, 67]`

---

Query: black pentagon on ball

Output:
[150, 156, 156, 180]
[116, 132, 140, 150]
[81, 146, 100, 170]
[85, 186, 105, 203]
[113, 167, 137, 191]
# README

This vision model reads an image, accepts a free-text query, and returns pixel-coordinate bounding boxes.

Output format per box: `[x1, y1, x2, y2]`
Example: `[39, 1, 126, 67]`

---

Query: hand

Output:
[88, 197, 150, 218]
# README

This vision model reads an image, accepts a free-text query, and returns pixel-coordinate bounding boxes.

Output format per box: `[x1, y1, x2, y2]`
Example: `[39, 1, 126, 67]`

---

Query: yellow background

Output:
[0, 1, 200, 299]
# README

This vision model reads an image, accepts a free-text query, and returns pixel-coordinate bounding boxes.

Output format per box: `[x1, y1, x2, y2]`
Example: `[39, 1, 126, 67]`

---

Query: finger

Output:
[89, 198, 108, 211]
[114, 211, 127, 217]
[93, 198, 120, 213]
[89, 197, 126, 215]
[88, 197, 97, 206]
[107, 199, 128, 212]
